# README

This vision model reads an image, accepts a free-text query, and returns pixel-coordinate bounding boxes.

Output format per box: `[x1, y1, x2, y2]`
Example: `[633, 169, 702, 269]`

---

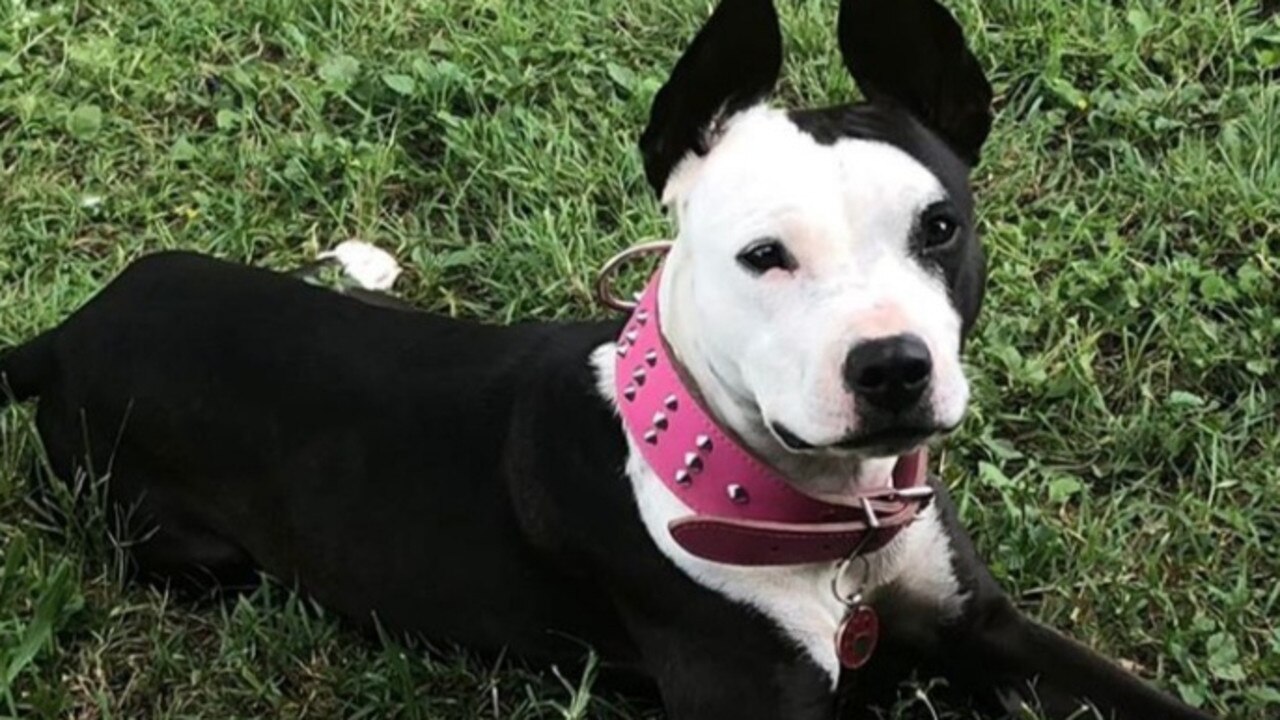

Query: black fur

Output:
[639, 0, 782, 195]
[6, 252, 839, 717]
[837, 0, 993, 166]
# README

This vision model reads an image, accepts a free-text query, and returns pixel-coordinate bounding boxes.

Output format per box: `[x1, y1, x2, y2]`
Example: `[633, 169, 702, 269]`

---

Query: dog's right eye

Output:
[737, 239, 796, 274]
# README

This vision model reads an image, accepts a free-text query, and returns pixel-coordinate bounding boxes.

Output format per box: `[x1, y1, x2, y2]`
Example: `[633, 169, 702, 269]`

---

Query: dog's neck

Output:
[657, 253, 898, 502]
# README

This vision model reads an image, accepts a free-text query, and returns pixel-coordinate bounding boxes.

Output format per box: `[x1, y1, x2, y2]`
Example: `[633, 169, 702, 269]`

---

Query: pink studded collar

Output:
[612, 267, 933, 567]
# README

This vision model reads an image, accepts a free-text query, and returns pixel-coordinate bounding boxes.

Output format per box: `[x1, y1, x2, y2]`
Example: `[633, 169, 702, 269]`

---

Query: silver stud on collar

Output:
[675, 469, 691, 486]
[636, 309, 649, 324]
[632, 367, 647, 385]
[624, 330, 638, 344]
[727, 484, 749, 504]
[644, 349, 658, 367]
[652, 412, 669, 430]
[643, 429, 659, 445]
[664, 394, 679, 411]
[684, 452, 703, 474]
[616, 344, 628, 357]
[695, 435, 713, 451]
[622, 385, 637, 402]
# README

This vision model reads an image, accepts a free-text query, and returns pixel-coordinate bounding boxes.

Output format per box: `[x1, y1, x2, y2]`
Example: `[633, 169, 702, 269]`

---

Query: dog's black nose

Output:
[844, 334, 932, 413]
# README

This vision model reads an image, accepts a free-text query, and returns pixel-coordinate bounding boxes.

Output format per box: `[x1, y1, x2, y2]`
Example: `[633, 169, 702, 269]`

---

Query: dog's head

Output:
[640, 0, 992, 490]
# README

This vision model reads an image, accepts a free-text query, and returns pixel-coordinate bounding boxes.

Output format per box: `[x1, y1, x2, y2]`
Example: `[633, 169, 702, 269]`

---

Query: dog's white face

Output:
[639, 0, 992, 489]
[661, 108, 969, 461]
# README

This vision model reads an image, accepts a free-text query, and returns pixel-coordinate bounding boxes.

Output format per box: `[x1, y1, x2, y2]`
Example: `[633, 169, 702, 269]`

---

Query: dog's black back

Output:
[3, 252, 848, 716]
[11, 252, 611, 650]
[1, 249, 1217, 720]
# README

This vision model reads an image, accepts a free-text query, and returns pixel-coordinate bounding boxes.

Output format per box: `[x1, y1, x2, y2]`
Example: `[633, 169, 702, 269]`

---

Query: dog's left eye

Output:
[737, 239, 796, 274]
[921, 210, 960, 250]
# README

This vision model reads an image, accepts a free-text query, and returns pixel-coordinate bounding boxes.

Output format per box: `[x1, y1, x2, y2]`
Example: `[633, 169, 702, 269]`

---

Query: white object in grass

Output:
[318, 240, 403, 291]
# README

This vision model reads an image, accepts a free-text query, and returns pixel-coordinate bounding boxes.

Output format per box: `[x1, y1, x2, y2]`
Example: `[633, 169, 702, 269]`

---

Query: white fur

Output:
[591, 345, 965, 684]
[660, 107, 968, 481]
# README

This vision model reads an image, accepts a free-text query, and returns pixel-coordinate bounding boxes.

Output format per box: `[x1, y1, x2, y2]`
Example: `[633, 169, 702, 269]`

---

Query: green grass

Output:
[0, 0, 1277, 717]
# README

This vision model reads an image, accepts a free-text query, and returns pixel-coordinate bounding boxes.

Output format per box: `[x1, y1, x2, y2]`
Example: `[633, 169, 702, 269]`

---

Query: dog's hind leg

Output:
[125, 503, 259, 594]
[98, 460, 258, 594]
[0, 331, 56, 408]
[33, 396, 257, 595]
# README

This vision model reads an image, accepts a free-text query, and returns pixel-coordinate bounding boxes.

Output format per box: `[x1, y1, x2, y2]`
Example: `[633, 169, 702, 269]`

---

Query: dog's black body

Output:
[1, 253, 1210, 719]
[0, 0, 1216, 718]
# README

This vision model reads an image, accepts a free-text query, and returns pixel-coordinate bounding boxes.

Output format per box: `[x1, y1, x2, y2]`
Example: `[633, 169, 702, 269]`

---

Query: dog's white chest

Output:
[591, 345, 964, 684]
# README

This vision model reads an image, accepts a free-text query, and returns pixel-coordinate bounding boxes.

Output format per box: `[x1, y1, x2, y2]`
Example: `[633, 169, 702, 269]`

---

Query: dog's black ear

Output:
[639, 0, 782, 198]
[838, 0, 992, 165]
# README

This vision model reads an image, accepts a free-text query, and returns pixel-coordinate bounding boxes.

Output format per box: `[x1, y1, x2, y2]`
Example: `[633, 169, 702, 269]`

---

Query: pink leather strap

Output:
[615, 269, 931, 566]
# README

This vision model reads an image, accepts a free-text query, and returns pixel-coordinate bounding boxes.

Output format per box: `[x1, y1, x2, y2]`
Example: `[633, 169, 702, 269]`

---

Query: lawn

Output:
[0, 0, 1277, 717]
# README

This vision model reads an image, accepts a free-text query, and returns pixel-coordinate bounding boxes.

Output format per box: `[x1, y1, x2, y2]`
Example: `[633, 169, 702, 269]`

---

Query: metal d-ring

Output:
[594, 240, 673, 312]
[830, 534, 875, 609]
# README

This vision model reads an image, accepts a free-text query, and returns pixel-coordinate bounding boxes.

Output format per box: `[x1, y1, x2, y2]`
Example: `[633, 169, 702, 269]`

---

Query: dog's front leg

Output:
[937, 600, 1217, 719]
[613, 594, 838, 720]
[847, 481, 1215, 719]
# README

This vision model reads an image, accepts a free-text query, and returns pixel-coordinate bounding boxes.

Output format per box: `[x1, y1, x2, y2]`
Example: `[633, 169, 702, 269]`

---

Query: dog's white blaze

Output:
[591, 345, 966, 684]
[659, 107, 969, 451]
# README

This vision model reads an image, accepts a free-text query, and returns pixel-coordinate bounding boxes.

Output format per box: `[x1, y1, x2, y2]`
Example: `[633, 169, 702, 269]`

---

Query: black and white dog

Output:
[0, 0, 1215, 718]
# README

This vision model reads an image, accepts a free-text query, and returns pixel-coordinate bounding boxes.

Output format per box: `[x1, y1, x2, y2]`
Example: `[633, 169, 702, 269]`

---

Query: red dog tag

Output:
[835, 604, 879, 669]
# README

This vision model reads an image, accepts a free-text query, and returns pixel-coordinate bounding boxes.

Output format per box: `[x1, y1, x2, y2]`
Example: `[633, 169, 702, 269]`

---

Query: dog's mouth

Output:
[793, 446, 929, 507]
[771, 422, 952, 457]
